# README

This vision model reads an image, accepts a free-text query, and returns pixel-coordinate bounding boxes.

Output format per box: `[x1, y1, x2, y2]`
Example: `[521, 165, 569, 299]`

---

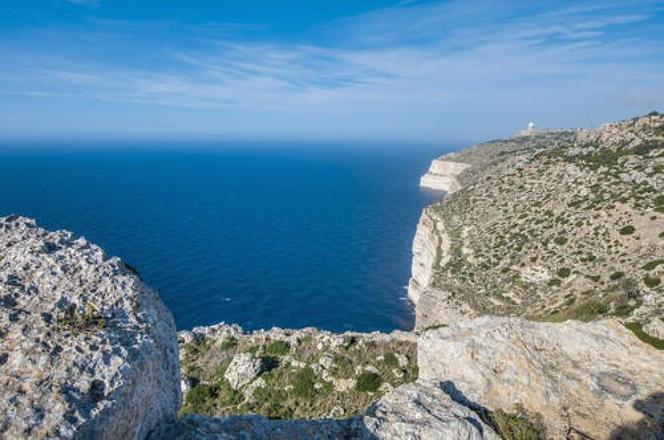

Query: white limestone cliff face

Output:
[418, 316, 664, 439]
[408, 207, 475, 330]
[0, 216, 181, 439]
[419, 158, 471, 192]
[407, 206, 449, 305]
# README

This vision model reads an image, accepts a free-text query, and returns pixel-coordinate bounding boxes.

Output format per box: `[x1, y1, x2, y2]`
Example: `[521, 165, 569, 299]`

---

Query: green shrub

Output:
[266, 340, 290, 356]
[219, 337, 237, 351]
[292, 367, 316, 399]
[557, 268, 571, 278]
[619, 225, 635, 235]
[609, 271, 624, 281]
[355, 372, 381, 392]
[547, 278, 561, 287]
[644, 275, 661, 288]
[553, 236, 568, 245]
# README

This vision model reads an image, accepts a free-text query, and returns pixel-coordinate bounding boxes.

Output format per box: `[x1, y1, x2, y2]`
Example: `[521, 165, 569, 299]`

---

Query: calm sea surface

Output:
[0, 145, 446, 332]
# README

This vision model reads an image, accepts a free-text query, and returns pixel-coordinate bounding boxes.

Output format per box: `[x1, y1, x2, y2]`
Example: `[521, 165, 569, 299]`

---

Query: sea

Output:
[0, 143, 449, 332]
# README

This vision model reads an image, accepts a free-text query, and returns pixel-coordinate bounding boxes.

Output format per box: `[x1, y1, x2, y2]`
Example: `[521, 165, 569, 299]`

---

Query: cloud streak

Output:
[1, 0, 663, 141]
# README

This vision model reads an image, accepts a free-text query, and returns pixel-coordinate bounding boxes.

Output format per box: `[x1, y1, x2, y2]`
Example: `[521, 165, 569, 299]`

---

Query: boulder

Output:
[364, 382, 499, 439]
[224, 353, 263, 390]
[0, 216, 181, 439]
[418, 316, 664, 439]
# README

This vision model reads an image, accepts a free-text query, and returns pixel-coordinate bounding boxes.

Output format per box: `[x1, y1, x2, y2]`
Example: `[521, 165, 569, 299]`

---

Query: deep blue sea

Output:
[0, 145, 446, 332]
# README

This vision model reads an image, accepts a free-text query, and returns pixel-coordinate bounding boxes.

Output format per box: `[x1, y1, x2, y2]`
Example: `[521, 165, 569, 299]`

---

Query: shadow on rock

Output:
[610, 392, 664, 440]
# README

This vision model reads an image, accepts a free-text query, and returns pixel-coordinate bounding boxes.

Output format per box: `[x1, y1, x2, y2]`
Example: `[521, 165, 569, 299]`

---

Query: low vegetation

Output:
[178, 327, 417, 419]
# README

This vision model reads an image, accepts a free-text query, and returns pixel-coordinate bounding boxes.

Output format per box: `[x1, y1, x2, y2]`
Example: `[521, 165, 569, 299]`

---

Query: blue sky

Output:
[0, 0, 662, 143]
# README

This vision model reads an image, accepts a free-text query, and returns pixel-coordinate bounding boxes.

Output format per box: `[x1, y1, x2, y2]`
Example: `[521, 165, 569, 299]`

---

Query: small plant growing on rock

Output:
[557, 268, 571, 278]
[642, 259, 664, 271]
[266, 340, 290, 356]
[57, 303, 105, 334]
[383, 352, 398, 367]
[553, 236, 568, 246]
[488, 407, 546, 440]
[292, 367, 316, 399]
[355, 372, 381, 392]
[643, 275, 661, 288]
[219, 337, 237, 351]
[609, 271, 625, 281]
[619, 225, 635, 235]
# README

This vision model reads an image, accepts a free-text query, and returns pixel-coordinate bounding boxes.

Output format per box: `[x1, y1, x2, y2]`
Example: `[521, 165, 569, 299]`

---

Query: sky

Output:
[0, 0, 662, 144]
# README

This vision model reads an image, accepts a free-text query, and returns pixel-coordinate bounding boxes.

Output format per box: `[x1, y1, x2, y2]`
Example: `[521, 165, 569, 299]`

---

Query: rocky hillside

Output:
[412, 113, 663, 334]
[177, 324, 417, 420]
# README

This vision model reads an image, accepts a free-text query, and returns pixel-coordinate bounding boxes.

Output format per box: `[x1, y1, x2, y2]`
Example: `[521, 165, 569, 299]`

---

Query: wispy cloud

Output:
[1, 0, 662, 141]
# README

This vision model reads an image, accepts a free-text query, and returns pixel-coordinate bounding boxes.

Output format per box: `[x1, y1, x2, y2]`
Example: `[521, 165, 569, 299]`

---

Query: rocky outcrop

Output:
[363, 382, 499, 439]
[418, 316, 664, 439]
[224, 353, 263, 390]
[173, 382, 499, 439]
[0, 216, 181, 439]
[419, 158, 471, 192]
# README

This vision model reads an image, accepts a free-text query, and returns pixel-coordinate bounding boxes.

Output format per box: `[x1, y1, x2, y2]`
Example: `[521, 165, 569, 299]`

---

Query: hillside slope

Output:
[411, 113, 663, 334]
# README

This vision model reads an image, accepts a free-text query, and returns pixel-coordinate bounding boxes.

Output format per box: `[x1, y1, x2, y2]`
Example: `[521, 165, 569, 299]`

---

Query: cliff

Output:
[419, 159, 471, 192]
[1, 113, 663, 439]
[409, 113, 664, 333]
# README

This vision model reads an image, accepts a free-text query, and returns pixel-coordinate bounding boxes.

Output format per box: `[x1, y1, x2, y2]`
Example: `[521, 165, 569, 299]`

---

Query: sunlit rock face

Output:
[418, 316, 664, 439]
[0, 216, 181, 439]
[419, 159, 471, 192]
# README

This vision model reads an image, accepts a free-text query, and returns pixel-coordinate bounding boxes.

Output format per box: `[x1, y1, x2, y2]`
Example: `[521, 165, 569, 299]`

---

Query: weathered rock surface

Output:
[363, 382, 499, 439]
[224, 353, 263, 390]
[0, 216, 181, 439]
[418, 316, 664, 439]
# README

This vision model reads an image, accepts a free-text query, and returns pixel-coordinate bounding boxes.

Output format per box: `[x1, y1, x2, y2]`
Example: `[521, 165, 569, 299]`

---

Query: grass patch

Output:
[292, 367, 316, 399]
[219, 338, 237, 351]
[355, 372, 381, 392]
[542, 299, 609, 322]
[383, 352, 398, 367]
[624, 322, 664, 350]
[488, 409, 546, 440]
[266, 340, 290, 356]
